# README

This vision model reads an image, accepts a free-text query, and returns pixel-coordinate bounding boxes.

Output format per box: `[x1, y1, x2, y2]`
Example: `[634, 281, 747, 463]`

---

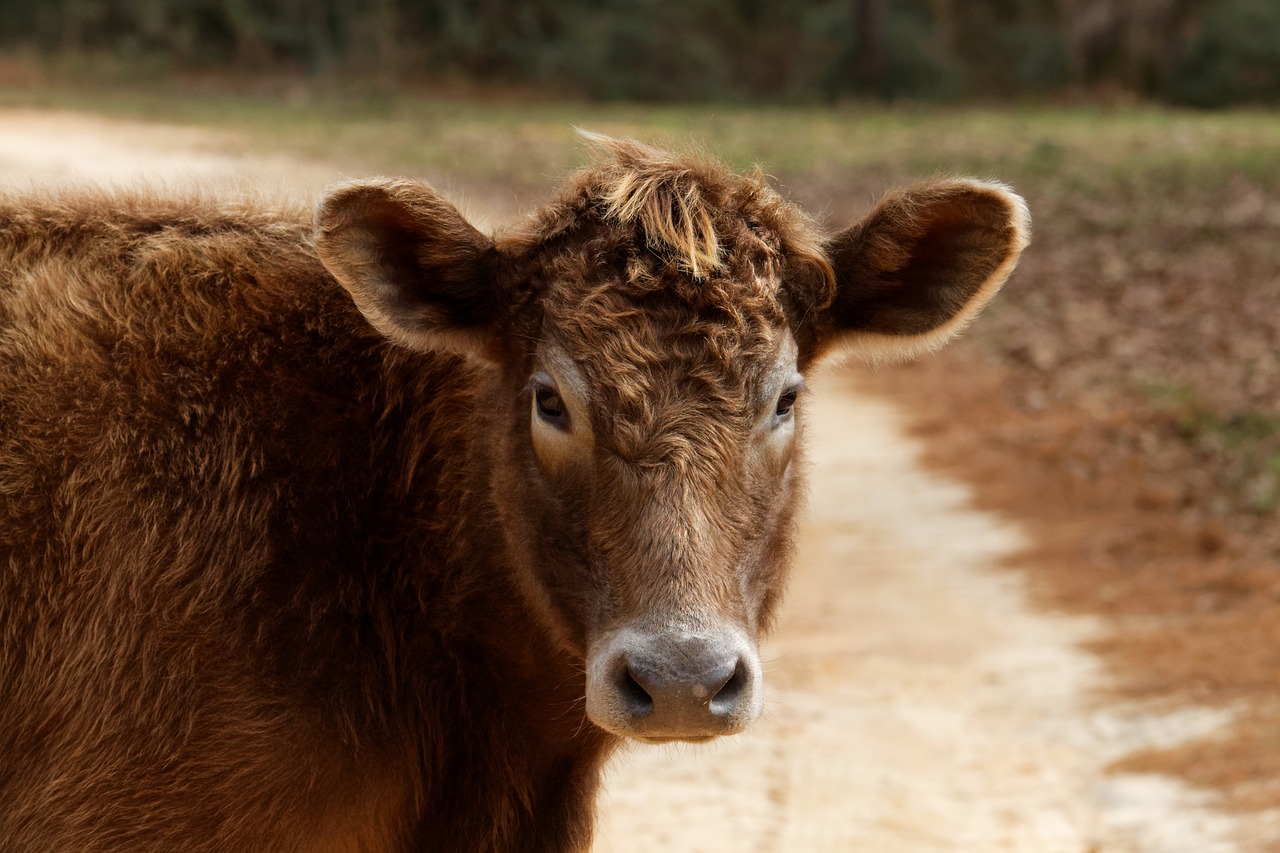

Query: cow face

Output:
[510, 302, 803, 743]
[315, 136, 1029, 743]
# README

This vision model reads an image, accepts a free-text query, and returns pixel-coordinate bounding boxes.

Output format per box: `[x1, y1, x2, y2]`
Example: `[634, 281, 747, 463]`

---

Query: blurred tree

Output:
[0, 0, 1273, 105]
[1169, 0, 1280, 105]
[1057, 0, 1178, 91]
[853, 0, 889, 96]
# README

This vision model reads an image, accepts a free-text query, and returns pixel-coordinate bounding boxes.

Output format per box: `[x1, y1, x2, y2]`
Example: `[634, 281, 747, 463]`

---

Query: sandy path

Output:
[0, 108, 1250, 852]
[0, 108, 343, 194]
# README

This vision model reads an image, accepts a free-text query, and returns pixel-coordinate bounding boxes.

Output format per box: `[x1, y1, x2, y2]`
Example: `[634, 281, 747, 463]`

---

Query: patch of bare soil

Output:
[0, 107, 342, 196]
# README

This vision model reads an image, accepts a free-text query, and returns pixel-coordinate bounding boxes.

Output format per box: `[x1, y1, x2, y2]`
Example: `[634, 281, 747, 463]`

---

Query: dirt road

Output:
[0, 109, 1251, 852]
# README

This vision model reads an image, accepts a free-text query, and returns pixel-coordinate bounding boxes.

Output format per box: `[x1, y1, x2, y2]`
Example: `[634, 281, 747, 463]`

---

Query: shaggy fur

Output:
[0, 137, 1028, 852]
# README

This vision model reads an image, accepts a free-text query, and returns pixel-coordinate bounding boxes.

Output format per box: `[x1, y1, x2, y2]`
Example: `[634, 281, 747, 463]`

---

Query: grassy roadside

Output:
[5, 83, 1280, 829]
[5, 84, 1279, 195]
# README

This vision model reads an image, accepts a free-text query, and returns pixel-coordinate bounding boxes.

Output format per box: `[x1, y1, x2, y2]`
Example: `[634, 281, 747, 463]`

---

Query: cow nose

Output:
[593, 633, 761, 741]
[620, 650, 743, 717]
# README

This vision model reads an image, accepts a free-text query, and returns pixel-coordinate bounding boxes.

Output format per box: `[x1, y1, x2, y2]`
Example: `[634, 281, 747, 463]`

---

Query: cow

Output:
[0, 134, 1029, 852]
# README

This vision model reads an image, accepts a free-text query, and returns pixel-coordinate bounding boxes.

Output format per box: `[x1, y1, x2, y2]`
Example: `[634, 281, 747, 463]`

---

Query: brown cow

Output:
[0, 135, 1029, 852]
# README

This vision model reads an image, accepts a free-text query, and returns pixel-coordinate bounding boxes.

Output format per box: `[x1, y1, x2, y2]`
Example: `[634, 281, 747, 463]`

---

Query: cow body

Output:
[0, 196, 604, 850]
[0, 138, 1028, 851]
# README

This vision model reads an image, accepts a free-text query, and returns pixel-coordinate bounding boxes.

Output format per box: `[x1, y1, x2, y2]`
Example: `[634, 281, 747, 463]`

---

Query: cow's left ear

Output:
[812, 179, 1030, 364]
[315, 179, 500, 358]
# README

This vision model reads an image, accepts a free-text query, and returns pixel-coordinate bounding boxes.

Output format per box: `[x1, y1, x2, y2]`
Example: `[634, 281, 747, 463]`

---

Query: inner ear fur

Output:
[315, 179, 500, 357]
[817, 179, 1030, 364]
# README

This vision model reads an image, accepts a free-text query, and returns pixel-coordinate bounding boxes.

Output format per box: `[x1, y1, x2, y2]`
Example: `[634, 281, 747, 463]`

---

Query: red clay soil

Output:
[861, 342, 1280, 815]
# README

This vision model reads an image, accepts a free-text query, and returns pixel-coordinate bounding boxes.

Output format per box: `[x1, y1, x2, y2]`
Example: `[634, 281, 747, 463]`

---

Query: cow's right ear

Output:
[315, 179, 500, 358]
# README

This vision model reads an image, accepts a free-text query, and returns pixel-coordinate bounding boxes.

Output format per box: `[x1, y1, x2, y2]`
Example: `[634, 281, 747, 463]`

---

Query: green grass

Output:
[5, 83, 1280, 198]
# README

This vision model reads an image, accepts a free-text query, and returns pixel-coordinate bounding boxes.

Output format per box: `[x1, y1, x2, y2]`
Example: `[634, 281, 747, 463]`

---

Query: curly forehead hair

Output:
[501, 133, 836, 326]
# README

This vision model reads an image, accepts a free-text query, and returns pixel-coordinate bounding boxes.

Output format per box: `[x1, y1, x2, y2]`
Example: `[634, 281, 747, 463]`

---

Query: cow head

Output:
[315, 135, 1029, 743]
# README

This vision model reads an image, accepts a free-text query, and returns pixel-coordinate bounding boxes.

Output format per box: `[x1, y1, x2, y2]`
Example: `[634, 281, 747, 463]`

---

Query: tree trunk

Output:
[853, 0, 889, 97]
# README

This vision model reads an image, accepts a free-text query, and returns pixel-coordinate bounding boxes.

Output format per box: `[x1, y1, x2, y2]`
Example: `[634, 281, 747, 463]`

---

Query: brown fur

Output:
[0, 137, 1028, 851]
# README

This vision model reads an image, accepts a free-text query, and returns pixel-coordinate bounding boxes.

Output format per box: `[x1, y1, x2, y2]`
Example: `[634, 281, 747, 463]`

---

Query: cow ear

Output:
[315, 179, 500, 358]
[813, 179, 1030, 364]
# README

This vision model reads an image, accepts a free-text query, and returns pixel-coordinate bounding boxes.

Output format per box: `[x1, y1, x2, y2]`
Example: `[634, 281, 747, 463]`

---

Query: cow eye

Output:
[534, 385, 569, 428]
[775, 387, 799, 420]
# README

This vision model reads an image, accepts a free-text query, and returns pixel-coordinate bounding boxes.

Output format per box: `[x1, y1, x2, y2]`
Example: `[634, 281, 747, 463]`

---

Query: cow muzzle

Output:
[585, 627, 763, 742]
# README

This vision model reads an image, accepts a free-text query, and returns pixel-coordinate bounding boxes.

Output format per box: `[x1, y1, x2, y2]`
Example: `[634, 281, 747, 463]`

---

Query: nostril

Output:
[616, 665, 654, 719]
[708, 660, 747, 716]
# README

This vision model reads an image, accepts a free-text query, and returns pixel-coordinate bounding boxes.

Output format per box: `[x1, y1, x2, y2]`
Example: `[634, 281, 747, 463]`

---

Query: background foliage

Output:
[2, 0, 1279, 105]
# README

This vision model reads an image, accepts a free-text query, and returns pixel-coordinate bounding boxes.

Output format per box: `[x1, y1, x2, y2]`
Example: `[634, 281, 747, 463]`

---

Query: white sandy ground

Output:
[0, 108, 340, 196]
[1, 108, 1276, 852]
